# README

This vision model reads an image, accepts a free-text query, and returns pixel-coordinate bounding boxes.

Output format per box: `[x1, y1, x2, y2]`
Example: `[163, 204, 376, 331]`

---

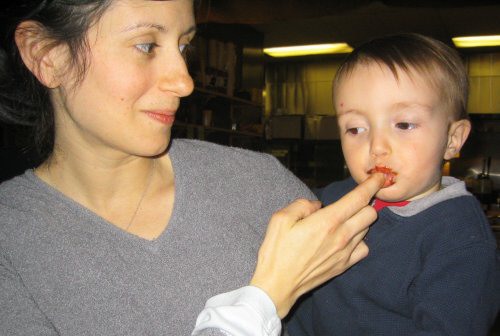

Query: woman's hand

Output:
[250, 173, 385, 318]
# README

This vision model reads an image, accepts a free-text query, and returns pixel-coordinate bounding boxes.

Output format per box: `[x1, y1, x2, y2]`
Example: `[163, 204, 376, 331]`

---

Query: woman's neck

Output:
[34, 151, 172, 220]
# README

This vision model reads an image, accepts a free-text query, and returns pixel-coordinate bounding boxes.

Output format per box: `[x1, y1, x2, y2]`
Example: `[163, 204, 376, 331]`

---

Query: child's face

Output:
[335, 63, 454, 202]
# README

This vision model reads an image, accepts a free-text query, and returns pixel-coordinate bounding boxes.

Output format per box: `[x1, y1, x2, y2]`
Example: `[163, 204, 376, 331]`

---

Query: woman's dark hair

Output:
[333, 33, 469, 121]
[0, 0, 114, 162]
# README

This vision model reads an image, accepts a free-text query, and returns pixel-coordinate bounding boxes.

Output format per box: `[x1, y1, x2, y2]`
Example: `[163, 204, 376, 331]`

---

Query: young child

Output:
[287, 33, 499, 335]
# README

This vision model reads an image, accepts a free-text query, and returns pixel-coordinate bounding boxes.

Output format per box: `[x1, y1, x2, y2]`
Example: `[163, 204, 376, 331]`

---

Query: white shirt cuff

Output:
[192, 285, 281, 336]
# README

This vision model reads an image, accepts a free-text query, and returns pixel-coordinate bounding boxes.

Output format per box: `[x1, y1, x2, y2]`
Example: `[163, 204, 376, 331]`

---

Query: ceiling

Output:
[197, 0, 500, 50]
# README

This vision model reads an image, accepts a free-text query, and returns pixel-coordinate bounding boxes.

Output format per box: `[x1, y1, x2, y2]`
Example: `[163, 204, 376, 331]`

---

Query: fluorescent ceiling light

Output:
[264, 43, 353, 57]
[452, 35, 500, 48]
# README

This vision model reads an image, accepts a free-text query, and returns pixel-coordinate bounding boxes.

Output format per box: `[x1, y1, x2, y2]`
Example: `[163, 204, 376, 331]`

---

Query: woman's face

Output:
[52, 0, 195, 159]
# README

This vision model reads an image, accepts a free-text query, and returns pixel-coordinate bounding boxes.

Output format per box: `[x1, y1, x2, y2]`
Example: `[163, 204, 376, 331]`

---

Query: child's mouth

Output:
[367, 166, 397, 188]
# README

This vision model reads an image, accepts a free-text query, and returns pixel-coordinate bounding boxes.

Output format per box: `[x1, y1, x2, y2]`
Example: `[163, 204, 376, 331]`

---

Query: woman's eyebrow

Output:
[121, 22, 167, 33]
[120, 23, 196, 37]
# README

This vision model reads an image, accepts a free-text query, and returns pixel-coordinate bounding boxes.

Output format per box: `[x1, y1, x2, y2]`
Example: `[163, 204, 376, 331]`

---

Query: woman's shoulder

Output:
[0, 170, 37, 203]
[169, 139, 289, 178]
[170, 138, 276, 164]
[0, 170, 45, 239]
[0, 170, 51, 218]
[169, 138, 315, 200]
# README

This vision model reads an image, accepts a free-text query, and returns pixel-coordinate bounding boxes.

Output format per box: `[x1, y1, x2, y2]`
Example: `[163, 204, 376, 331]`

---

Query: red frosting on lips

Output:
[367, 166, 397, 188]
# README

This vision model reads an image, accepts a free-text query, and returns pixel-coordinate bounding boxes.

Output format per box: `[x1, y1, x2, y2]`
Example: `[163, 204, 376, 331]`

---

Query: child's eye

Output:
[395, 122, 417, 130]
[135, 42, 158, 54]
[346, 127, 366, 135]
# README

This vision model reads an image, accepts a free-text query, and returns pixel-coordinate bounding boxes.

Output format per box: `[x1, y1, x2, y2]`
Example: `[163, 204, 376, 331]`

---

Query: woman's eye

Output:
[346, 127, 366, 135]
[135, 43, 157, 54]
[180, 43, 194, 59]
[395, 122, 417, 130]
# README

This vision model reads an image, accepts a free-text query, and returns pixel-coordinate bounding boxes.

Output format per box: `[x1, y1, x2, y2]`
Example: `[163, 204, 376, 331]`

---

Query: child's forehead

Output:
[336, 60, 441, 97]
[334, 61, 448, 115]
[350, 60, 424, 82]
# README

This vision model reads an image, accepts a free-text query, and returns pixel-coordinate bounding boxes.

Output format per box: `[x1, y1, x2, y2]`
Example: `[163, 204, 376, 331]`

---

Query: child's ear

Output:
[14, 21, 65, 88]
[444, 119, 471, 160]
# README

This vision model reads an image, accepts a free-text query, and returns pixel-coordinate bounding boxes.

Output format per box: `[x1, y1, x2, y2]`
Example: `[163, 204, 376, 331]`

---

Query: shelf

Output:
[173, 122, 263, 138]
[193, 87, 262, 107]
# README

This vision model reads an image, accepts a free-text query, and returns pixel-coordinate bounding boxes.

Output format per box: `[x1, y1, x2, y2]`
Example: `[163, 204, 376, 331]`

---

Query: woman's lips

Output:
[145, 111, 176, 125]
[367, 166, 397, 188]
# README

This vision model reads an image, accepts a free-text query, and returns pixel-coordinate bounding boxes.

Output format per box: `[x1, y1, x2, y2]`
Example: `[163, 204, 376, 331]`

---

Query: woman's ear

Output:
[444, 119, 471, 160]
[14, 21, 64, 88]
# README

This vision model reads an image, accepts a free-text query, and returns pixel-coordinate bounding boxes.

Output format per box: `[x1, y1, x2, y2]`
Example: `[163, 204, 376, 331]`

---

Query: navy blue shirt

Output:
[287, 177, 500, 336]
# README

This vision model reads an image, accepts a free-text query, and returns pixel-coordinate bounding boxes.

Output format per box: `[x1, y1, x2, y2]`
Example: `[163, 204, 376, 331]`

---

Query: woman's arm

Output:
[193, 173, 384, 336]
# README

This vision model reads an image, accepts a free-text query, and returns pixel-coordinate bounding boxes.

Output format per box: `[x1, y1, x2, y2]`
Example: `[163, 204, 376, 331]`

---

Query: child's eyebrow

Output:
[337, 109, 362, 117]
[391, 102, 433, 112]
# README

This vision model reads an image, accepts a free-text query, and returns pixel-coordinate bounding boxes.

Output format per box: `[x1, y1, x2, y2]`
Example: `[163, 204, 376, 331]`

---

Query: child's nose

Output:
[370, 133, 391, 158]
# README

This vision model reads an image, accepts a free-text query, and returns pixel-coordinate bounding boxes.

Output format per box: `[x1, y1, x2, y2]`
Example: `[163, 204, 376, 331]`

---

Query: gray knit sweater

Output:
[0, 139, 315, 335]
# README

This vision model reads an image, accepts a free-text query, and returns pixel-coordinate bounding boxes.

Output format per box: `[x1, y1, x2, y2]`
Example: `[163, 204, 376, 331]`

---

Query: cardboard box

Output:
[304, 115, 339, 140]
[270, 115, 303, 139]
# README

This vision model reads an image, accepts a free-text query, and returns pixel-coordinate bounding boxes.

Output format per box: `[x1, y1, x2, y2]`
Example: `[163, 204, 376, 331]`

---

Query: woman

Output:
[0, 1, 383, 335]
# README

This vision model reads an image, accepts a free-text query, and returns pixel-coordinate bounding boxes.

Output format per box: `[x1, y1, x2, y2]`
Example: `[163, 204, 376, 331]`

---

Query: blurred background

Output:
[180, 0, 499, 196]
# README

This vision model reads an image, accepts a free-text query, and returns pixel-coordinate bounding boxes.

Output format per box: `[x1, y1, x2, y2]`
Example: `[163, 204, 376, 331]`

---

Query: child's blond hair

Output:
[334, 33, 469, 121]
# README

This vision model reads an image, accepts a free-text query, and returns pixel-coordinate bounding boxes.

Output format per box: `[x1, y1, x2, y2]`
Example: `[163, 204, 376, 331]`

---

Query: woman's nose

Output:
[158, 51, 194, 97]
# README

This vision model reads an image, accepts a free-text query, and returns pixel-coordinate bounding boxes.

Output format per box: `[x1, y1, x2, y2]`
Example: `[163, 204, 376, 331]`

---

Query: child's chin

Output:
[375, 188, 402, 202]
[381, 179, 396, 188]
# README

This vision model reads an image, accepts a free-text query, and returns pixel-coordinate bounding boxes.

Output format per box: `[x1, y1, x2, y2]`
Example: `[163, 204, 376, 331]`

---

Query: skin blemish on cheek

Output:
[340, 102, 344, 107]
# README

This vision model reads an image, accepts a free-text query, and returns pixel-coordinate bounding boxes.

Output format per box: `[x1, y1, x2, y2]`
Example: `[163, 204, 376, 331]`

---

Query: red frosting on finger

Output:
[367, 166, 397, 187]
